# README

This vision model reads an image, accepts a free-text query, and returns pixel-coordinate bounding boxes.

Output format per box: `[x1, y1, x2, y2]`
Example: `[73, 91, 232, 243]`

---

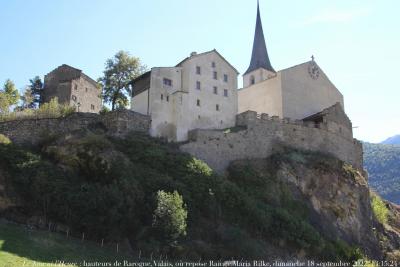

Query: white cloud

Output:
[299, 7, 371, 26]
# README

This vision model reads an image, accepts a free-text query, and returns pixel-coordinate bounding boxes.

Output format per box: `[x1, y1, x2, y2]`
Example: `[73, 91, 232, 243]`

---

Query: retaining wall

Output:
[180, 111, 363, 174]
[0, 110, 150, 145]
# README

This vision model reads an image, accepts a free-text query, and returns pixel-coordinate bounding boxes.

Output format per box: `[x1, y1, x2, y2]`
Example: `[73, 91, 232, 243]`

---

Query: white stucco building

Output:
[131, 1, 349, 143]
[131, 50, 239, 141]
[238, 2, 344, 120]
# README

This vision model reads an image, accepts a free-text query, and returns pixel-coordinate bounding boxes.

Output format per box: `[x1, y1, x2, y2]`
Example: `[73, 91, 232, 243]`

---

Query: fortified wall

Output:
[180, 110, 363, 174]
[0, 110, 150, 145]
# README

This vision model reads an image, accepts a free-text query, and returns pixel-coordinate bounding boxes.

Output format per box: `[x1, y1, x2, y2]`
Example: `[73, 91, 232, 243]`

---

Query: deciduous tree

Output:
[20, 86, 35, 110]
[153, 190, 187, 243]
[99, 51, 146, 110]
[0, 79, 20, 113]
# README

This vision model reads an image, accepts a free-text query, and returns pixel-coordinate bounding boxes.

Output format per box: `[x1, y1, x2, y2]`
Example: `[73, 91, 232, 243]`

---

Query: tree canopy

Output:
[153, 190, 188, 243]
[19, 86, 34, 110]
[0, 79, 20, 114]
[99, 51, 146, 110]
[363, 142, 400, 204]
[28, 76, 44, 108]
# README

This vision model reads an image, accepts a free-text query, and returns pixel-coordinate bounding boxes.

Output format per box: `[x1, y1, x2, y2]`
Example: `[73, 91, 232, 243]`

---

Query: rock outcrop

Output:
[228, 148, 399, 259]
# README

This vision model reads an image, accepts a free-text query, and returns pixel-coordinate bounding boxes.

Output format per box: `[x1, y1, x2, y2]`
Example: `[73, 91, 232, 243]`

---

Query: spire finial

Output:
[311, 55, 315, 61]
[244, 0, 275, 75]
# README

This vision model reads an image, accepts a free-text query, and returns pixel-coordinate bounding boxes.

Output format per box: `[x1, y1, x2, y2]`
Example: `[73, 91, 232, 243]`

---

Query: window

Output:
[72, 95, 77, 101]
[166, 95, 169, 102]
[224, 89, 228, 97]
[196, 99, 200, 106]
[250, 75, 255, 85]
[91, 104, 95, 110]
[163, 78, 172, 86]
[85, 87, 88, 92]
[211, 62, 216, 68]
[196, 66, 201, 75]
[196, 81, 201, 90]
[74, 84, 78, 90]
[216, 104, 220, 111]
[161, 94, 164, 100]
[213, 71, 217, 80]
[213, 86, 218, 94]
[224, 74, 228, 82]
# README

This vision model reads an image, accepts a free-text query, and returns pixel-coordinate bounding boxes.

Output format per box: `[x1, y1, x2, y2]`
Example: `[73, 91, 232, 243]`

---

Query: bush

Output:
[0, 97, 75, 122]
[371, 192, 389, 224]
[0, 134, 11, 144]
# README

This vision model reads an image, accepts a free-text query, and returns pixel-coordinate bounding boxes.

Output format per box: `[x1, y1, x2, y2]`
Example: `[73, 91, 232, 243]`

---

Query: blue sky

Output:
[0, 0, 399, 143]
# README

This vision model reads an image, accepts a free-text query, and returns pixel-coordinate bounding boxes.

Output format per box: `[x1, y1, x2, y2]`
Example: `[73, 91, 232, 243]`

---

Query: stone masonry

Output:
[43, 64, 102, 113]
[180, 110, 363, 174]
[0, 110, 150, 146]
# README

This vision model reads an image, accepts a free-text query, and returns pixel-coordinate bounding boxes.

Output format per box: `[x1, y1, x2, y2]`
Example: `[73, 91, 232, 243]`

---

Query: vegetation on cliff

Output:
[0, 130, 397, 261]
[363, 142, 400, 204]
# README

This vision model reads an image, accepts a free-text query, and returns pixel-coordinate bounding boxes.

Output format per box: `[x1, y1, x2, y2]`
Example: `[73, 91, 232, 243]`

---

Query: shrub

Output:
[371, 192, 389, 224]
[99, 106, 110, 115]
[153, 190, 187, 242]
[186, 158, 212, 176]
[0, 134, 11, 144]
[0, 97, 75, 122]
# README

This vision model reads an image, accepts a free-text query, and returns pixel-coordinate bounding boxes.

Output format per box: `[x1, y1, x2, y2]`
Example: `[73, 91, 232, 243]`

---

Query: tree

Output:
[28, 76, 44, 107]
[20, 86, 35, 110]
[0, 79, 20, 113]
[153, 190, 187, 243]
[0, 93, 8, 114]
[99, 51, 146, 110]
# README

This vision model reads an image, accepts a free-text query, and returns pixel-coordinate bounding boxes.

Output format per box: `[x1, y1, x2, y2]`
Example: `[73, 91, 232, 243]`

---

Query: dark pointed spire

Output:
[244, 0, 275, 75]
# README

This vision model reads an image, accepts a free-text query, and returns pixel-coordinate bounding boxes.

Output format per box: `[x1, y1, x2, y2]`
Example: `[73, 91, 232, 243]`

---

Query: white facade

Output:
[131, 50, 239, 142]
[238, 61, 345, 120]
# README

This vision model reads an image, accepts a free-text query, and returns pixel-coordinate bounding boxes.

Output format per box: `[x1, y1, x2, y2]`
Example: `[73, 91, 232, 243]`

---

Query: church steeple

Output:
[244, 0, 275, 75]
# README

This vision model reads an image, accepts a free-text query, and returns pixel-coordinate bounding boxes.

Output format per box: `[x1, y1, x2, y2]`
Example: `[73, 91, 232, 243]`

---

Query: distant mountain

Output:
[381, 135, 400, 145]
[363, 142, 400, 204]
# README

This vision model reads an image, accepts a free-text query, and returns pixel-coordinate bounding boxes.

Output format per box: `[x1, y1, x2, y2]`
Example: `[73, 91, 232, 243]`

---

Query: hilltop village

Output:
[5, 2, 361, 173]
[1, 2, 400, 263]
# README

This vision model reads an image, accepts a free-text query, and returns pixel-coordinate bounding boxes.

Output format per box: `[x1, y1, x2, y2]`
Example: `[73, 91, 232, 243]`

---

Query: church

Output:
[131, 1, 349, 142]
[238, 2, 344, 120]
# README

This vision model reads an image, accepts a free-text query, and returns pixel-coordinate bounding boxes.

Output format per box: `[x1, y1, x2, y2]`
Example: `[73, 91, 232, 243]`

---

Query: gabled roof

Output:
[176, 49, 239, 74]
[244, 1, 275, 75]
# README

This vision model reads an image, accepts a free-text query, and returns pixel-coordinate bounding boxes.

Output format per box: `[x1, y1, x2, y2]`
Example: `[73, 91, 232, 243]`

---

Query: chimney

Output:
[190, 52, 197, 57]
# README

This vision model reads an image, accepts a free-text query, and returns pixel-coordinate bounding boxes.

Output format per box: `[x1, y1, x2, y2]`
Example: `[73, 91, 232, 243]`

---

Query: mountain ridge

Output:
[381, 135, 400, 145]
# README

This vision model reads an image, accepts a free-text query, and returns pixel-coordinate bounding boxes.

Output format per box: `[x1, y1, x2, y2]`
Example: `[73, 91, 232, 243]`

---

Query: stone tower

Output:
[43, 64, 101, 113]
[243, 1, 276, 88]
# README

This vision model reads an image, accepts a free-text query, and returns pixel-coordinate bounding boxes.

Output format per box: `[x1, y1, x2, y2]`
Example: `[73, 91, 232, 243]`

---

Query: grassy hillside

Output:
[0, 220, 133, 267]
[0, 130, 375, 260]
[363, 142, 400, 204]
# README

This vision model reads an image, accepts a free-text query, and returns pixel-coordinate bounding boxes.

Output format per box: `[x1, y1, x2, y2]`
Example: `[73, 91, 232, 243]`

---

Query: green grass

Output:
[0, 220, 135, 267]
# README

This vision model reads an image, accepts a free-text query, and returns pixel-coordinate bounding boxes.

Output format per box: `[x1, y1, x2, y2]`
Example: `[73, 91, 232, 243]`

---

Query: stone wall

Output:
[0, 110, 150, 145]
[43, 64, 101, 113]
[180, 111, 363, 174]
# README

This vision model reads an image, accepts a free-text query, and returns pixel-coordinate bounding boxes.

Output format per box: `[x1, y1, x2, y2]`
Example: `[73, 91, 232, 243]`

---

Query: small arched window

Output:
[250, 75, 255, 85]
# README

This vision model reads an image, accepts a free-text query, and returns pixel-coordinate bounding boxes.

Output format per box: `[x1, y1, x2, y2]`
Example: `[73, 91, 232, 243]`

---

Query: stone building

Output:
[131, 50, 239, 141]
[43, 64, 101, 113]
[131, 1, 354, 147]
[238, 2, 344, 120]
